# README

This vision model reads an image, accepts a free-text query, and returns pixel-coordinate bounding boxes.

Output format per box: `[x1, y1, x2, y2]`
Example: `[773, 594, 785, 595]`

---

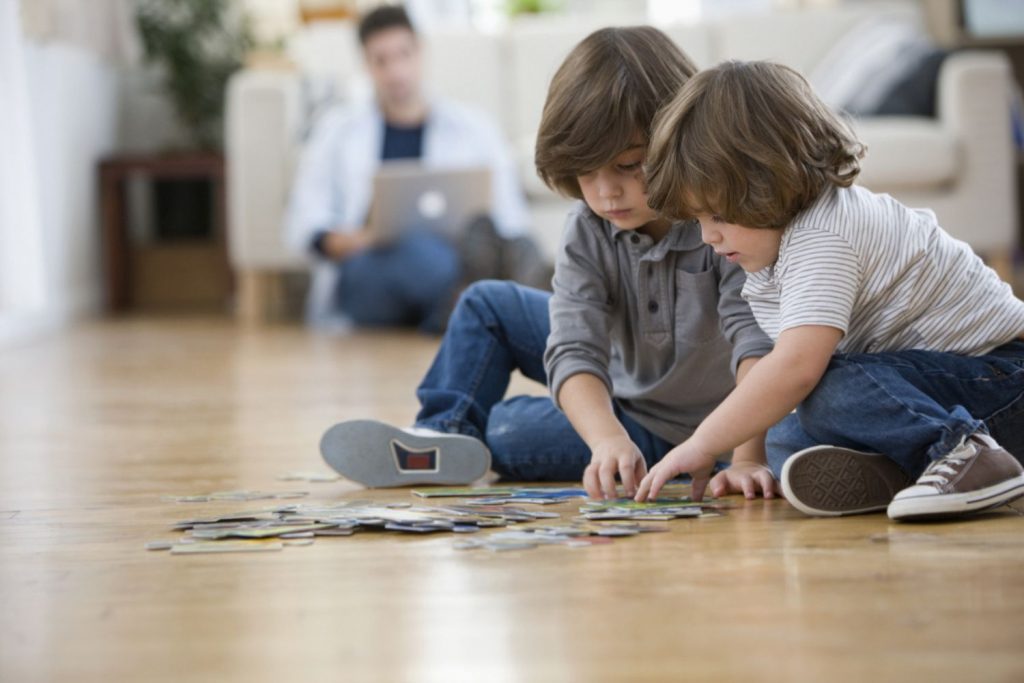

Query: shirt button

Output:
[648, 300, 659, 313]
[630, 234, 640, 244]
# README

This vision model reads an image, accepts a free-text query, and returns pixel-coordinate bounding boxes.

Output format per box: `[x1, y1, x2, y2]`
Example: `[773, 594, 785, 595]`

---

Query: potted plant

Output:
[135, 0, 252, 150]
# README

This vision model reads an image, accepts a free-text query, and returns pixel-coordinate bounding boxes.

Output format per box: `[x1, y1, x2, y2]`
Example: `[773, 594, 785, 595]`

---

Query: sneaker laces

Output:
[916, 439, 978, 486]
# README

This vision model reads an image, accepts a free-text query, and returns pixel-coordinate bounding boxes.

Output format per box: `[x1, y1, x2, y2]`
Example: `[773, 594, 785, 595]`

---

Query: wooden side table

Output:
[98, 152, 229, 311]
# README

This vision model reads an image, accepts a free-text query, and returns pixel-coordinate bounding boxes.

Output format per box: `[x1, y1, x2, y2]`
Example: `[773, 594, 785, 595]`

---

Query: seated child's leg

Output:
[784, 343, 1024, 519]
[487, 396, 673, 482]
[320, 280, 551, 488]
[797, 349, 1023, 474]
[415, 280, 551, 439]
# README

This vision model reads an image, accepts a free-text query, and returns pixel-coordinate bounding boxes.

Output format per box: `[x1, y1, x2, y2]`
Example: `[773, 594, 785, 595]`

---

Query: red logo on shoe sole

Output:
[391, 440, 440, 473]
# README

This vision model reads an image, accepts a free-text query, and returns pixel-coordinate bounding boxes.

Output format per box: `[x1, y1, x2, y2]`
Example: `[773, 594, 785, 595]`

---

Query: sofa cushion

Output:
[870, 49, 950, 118]
[854, 118, 958, 188]
[808, 13, 933, 115]
[712, 3, 920, 76]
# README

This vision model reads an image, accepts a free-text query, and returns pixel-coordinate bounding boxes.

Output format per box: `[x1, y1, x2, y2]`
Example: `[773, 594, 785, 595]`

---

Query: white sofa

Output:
[226, 2, 1018, 322]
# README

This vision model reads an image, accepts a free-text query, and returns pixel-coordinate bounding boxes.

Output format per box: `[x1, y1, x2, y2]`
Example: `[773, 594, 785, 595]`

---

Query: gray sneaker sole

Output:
[781, 445, 914, 517]
[320, 419, 491, 488]
[887, 474, 1024, 521]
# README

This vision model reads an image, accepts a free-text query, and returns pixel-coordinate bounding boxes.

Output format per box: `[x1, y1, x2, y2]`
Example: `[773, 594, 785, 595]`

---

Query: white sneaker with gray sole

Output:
[887, 432, 1024, 521]
[320, 419, 491, 488]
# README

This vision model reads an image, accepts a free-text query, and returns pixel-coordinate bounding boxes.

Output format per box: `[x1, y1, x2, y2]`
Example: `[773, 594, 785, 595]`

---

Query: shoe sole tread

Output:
[782, 446, 913, 517]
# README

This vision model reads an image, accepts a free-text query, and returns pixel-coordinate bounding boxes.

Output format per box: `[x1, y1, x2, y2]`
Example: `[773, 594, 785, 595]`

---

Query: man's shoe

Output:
[320, 420, 491, 488]
[501, 236, 553, 292]
[887, 433, 1024, 521]
[781, 445, 914, 517]
[458, 215, 505, 284]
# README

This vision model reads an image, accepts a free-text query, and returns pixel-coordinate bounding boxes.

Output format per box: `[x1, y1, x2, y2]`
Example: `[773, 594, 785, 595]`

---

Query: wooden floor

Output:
[1, 317, 1023, 683]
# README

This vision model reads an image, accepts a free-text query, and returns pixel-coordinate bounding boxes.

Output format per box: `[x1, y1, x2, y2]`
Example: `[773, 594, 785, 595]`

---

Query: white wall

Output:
[0, 27, 120, 346]
[33, 42, 119, 316]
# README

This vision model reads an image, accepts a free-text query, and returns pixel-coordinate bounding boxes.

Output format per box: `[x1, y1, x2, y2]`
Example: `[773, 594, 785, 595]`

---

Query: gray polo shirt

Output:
[544, 201, 773, 445]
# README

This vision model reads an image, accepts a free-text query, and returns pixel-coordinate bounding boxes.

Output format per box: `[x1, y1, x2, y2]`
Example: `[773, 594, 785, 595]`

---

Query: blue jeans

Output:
[414, 280, 675, 481]
[337, 232, 460, 334]
[766, 341, 1024, 479]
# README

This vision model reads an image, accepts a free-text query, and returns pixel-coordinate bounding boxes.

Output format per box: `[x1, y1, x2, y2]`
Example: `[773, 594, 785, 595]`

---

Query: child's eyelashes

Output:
[711, 214, 726, 224]
[576, 161, 643, 180]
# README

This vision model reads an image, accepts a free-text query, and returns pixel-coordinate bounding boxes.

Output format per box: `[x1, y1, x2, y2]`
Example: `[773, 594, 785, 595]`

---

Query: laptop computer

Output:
[367, 162, 492, 243]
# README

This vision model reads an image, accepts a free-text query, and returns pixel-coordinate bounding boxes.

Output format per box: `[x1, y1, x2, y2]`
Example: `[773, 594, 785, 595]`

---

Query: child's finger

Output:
[634, 471, 653, 502]
[634, 456, 649, 478]
[620, 459, 638, 496]
[708, 471, 727, 498]
[583, 464, 602, 499]
[599, 462, 618, 500]
[755, 470, 776, 498]
[633, 458, 648, 494]
[741, 476, 756, 500]
[690, 474, 709, 502]
[645, 468, 669, 501]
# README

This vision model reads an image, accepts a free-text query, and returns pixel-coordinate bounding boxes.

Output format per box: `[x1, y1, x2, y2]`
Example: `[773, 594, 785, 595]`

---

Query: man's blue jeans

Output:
[337, 232, 460, 333]
[767, 341, 1024, 479]
[414, 280, 674, 481]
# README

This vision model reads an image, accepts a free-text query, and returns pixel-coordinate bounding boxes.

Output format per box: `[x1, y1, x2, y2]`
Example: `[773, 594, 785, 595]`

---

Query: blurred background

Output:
[2, 0, 1022, 343]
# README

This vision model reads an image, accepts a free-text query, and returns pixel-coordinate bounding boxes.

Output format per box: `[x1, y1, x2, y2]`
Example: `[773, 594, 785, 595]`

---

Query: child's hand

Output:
[584, 435, 647, 500]
[708, 462, 778, 500]
[635, 441, 715, 502]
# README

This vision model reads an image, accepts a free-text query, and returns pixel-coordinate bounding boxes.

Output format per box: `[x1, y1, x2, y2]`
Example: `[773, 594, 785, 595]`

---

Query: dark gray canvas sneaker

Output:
[320, 420, 491, 488]
[781, 445, 914, 517]
[887, 433, 1024, 521]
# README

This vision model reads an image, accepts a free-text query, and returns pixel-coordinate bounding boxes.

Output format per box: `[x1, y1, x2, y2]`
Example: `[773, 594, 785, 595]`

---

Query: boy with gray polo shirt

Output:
[319, 28, 774, 500]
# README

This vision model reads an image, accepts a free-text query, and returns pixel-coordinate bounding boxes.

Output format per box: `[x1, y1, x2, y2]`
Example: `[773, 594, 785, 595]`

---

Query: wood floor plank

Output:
[1, 317, 1022, 683]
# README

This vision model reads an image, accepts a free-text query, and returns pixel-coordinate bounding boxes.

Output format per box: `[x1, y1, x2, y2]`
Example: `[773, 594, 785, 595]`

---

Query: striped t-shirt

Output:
[742, 184, 1024, 355]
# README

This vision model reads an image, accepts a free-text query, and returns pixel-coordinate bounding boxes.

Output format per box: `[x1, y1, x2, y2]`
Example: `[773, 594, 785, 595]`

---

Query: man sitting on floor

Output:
[285, 4, 547, 332]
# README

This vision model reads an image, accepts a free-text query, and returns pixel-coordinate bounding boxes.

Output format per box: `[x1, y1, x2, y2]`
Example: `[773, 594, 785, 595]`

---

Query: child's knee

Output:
[464, 279, 518, 305]
[453, 279, 520, 322]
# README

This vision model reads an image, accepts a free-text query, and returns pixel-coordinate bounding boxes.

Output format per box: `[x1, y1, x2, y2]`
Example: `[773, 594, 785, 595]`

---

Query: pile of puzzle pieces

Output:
[147, 484, 728, 555]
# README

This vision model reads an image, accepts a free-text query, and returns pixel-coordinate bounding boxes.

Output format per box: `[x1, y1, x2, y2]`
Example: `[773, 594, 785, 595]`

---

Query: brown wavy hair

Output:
[535, 26, 698, 199]
[645, 60, 866, 229]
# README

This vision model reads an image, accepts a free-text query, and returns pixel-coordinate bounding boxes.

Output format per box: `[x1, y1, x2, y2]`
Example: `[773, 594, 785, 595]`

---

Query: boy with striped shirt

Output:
[637, 60, 1024, 521]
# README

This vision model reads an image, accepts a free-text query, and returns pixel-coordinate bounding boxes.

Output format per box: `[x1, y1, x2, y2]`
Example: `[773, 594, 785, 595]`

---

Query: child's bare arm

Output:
[558, 373, 647, 500]
[707, 356, 778, 500]
[636, 325, 843, 501]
